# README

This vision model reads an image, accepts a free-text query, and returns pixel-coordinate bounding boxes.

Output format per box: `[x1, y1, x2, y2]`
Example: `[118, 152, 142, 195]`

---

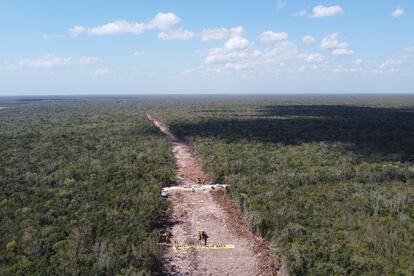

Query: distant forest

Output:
[0, 99, 174, 274]
[1, 95, 413, 275]
[158, 95, 414, 275]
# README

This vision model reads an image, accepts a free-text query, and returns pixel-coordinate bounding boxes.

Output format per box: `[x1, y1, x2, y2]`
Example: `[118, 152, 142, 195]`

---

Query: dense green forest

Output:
[0, 98, 175, 275]
[1, 95, 413, 275]
[157, 95, 414, 275]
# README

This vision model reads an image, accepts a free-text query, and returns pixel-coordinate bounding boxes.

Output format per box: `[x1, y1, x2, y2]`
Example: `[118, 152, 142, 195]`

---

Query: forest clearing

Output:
[147, 113, 277, 275]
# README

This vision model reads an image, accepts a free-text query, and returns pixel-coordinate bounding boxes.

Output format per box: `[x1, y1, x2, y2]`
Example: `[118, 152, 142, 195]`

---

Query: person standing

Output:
[198, 229, 203, 241]
[202, 231, 209, 245]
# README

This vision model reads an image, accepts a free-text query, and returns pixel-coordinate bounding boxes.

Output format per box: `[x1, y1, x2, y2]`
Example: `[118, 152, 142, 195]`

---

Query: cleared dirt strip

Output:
[147, 113, 279, 276]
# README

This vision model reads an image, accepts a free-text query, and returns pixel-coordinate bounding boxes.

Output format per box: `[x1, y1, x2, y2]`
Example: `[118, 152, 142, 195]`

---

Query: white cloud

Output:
[205, 47, 256, 64]
[334, 67, 362, 73]
[200, 26, 244, 42]
[158, 29, 194, 40]
[371, 58, 404, 74]
[88, 20, 146, 35]
[260, 31, 288, 43]
[224, 63, 251, 70]
[391, 7, 404, 17]
[80, 56, 99, 65]
[16, 55, 73, 69]
[298, 64, 320, 73]
[201, 27, 363, 76]
[380, 58, 403, 69]
[205, 30, 257, 65]
[354, 59, 363, 65]
[311, 5, 343, 18]
[263, 41, 300, 63]
[93, 67, 113, 76]
[229, 26, 245, 37]
[147, 13, 181, 30]
[0, 55, 105, 70]
[302, 35, 316, 44]
[305, 53, 324, 63]
[203, 26, 287, 70]
[321, 33, 349, 49]
[405, 47, 414, 53]
[70, 13, 181, 36]
[225, 36, 250, 50]
[332, 48, 354, 56]
[70, 26, 87, 37]
[201, 28, 229, 41]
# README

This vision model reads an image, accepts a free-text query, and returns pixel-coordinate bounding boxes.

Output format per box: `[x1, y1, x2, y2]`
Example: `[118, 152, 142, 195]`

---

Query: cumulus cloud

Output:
[229, 26, 245, 37]
[158, 29, 194, 40]
[200, 27, 363, 75]
[147, 13, 181, 30]
[260, 31, 288, 43]
[202, 26, 274, 70]
[88, 20, 146, 35]
[391, 7, 404, 17]
[80, 56, 99, 65]
[225, 36, 250, 50]
[302, 35, 316, 44]
[305, 53, 324, 63]
[321, 33, 349, 49]
[70, 13, 181, 36]
[202, 26, 332, 75]
[311, 5, 343, 18]
[205, 29, 256, 65]
[332, 48, 354, 56]
[320, 33, 354, 56]
[201, 28, 229, 41]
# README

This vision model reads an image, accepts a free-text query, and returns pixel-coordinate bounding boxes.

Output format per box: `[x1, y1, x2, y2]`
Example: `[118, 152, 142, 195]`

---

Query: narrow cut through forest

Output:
[147, 113, 278, 276]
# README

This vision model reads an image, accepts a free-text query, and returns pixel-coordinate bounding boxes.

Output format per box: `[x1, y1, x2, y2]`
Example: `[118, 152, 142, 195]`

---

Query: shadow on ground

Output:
[170, 105, 414, 162]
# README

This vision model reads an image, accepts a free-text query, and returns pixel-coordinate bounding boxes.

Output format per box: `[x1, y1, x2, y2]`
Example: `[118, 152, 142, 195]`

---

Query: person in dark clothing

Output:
[202, 231, 209, 245]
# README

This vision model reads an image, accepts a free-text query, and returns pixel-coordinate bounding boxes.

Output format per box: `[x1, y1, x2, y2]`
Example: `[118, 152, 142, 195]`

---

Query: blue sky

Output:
[0, 0, 413, 95]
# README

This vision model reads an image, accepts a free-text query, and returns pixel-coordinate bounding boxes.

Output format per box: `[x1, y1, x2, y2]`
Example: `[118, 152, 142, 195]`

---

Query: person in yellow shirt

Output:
[198, 229, 203, 241]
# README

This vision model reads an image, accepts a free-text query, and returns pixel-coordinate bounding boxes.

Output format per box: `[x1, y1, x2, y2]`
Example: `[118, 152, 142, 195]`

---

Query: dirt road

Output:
[147, 113, 278, 276]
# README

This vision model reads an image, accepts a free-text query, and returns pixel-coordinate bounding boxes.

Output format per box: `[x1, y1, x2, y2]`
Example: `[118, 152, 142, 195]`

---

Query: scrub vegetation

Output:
[1, 95, 413, 275]
[0, 98, 174, 275]
[158, 95, 414, 275]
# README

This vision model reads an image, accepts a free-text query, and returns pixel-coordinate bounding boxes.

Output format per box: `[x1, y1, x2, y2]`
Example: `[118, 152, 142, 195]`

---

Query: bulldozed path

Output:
[147, 113, 278, 276]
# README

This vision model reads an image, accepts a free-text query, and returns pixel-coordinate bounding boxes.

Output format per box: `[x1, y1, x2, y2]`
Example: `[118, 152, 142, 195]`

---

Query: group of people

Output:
[160, 229, 209, 245]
